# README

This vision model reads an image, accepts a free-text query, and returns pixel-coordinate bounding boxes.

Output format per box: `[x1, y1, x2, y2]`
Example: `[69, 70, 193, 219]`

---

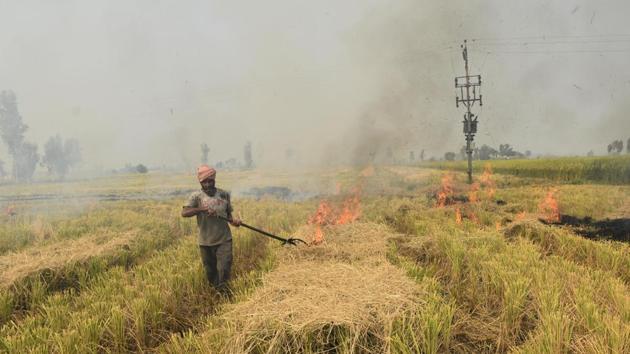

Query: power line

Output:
[470, 48, 630, 54]
[470, 34, 630, 42]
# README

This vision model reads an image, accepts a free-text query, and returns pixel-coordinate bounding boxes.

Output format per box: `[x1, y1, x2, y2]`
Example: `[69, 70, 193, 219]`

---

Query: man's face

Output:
[200, 177, 215, 190]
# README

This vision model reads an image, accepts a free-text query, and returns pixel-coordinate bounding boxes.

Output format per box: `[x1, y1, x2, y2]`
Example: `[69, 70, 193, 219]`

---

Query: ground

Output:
[0, 164, 628, 353]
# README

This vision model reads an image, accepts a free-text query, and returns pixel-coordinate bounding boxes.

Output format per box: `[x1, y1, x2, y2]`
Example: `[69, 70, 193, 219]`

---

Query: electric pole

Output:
[455, 40, 482, 184]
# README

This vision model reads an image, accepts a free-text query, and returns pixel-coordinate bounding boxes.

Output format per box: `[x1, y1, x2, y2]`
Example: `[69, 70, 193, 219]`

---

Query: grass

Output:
[0, 164, 628, 353]
[424, 155, 630, 184]
[0, 198, 307, 352]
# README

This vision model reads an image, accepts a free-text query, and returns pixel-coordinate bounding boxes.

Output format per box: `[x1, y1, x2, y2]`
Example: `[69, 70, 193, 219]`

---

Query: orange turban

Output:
[197, 165, 216, 182]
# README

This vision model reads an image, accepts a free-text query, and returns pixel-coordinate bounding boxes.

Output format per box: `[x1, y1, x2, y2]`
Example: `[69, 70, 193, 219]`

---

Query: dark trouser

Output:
[199, 241, 233, 291]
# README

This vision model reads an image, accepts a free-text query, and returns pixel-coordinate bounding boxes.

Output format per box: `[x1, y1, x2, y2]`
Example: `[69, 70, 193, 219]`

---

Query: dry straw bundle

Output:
[217, 223, 426, 353]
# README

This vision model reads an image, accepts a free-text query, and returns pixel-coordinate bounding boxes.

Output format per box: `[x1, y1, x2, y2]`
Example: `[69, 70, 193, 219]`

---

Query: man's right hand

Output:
[205, 207, 217, 216]
[181, 206, 216, 218]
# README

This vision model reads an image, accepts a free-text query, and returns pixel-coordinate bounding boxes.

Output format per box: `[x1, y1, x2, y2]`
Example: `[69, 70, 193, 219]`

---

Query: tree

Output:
[444, 152, 456, 161]
[200, 143, 210, 164]
[42, 135, 82, 179]
[0, 159, 5, 177]
[479, 145, 498, 160]
[0, 90, 38, 181]
[499, 144, 514, 157]
[136, 164, 148, 173]
[14, 142, 39, 182]
[420, 149, 425, 161]
[498, 143, 524, 158]
[460, 143, 479, 160]
[243, 141, 253, 169]
[0, 91, 27, 156]
[627, 138, 630, 154]
[608, 140, 623, 155]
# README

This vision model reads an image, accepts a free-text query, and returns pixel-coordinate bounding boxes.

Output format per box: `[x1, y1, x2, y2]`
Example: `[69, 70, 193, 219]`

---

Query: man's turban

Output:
[197, 165, 217, 182]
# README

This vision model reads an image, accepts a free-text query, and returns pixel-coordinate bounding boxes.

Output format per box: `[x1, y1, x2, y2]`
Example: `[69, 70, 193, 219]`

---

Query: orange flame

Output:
[336, 187, 361, 225]
[516, 211, 526, 221]
[308, 201, 333, 245]
[495, 222, 501, 231]
[539, 189, 560, 223]
[307, 186, 363, 245]
[455, 207, 463, 224]
[480, 164, 496, 200]
[437, 173, 454, 208]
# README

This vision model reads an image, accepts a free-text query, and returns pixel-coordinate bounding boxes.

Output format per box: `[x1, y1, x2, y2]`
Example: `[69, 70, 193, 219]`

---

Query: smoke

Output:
[1, 1, 629, 171]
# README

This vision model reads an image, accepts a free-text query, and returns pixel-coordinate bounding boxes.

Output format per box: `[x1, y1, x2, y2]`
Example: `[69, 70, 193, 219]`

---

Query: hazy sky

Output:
[0, 0, 629, 171]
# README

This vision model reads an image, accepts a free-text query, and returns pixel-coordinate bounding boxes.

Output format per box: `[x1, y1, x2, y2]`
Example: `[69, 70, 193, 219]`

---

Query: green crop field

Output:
[424, 155, 630, 184]
[0, 164, 628, 353]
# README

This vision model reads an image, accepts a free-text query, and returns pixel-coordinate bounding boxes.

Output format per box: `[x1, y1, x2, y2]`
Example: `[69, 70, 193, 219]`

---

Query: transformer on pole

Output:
[455, 40, 483, 184]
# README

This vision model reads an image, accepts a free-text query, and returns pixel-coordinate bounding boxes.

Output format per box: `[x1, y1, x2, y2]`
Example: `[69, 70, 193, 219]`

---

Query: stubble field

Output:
[0, 161, 628, 353]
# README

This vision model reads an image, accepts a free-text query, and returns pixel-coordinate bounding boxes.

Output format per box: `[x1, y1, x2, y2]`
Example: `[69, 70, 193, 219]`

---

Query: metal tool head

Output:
[283, 237, 308, 246]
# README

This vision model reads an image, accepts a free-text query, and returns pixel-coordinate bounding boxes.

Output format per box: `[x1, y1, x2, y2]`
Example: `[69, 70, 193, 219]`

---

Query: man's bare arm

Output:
[181, 206, 215, 217]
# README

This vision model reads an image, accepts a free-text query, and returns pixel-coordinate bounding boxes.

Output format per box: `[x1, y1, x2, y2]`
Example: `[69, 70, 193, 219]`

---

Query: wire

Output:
[470, 49, 630, 54]
[471, 34, 630, 42]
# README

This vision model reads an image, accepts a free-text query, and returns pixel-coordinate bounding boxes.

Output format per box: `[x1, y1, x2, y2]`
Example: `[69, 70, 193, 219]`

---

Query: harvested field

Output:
[1, 164, 629, 353]
[216, 223, 427, 353]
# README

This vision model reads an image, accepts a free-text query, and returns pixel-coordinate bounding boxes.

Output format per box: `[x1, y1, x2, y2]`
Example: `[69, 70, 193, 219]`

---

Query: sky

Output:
[0, 0, 629, 172]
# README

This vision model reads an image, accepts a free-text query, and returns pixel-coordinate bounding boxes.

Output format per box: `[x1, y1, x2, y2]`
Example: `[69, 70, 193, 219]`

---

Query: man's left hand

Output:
[230, 218, 242, 227]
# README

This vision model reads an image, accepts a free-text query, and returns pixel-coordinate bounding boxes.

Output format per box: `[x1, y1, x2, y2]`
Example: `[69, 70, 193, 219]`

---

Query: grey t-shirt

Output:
[184, 188, 233, 246]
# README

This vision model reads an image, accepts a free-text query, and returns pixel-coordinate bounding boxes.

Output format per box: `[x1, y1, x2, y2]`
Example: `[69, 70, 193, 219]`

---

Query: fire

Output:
[308, 201, 333, 245]
[480, 163, 496, 199]
[539, 188, 560, 223]
[307, 186, 362, 245]
[437, 173, 454, 208]
[495, 222, 501, 231]
[455, 207, 463, 224]
[516, 211, 526, 221]
[336, 187, 361, 225]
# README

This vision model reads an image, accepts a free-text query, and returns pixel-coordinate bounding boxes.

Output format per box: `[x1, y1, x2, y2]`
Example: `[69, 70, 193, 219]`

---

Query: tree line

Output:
[0, 91, 81, 182]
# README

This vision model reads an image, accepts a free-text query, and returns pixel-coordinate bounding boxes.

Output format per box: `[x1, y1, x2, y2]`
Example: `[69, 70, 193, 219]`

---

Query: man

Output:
[181, 165, 241, 293]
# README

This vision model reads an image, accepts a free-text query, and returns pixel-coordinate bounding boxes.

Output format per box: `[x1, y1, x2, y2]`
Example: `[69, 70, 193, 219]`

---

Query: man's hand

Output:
[206, 207, 217, 217]
[181, 206, 216, 218]
[230, 218, 242, 227]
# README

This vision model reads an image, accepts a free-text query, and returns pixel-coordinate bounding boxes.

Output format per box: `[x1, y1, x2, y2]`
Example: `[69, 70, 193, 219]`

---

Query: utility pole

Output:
[455, 40, 482, 184]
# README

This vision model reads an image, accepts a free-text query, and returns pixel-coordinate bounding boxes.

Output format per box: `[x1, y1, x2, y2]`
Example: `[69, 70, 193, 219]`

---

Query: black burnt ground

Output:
[541, 215, 630, 243]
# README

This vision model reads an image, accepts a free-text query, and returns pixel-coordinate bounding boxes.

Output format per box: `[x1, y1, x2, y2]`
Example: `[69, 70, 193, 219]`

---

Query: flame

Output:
[469, 182, 480, 203]
[308, 201, 333, 245]
[437, 173, 454, 208]
[495, 222, 501, 231]
[455, 207, 463, 224]
[539, 188, 560, 223]
[336, 187, 361, 225]
[480, 164, 496, 200]
[516, 211, 526, 221]
[307, 186, 363, 245]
